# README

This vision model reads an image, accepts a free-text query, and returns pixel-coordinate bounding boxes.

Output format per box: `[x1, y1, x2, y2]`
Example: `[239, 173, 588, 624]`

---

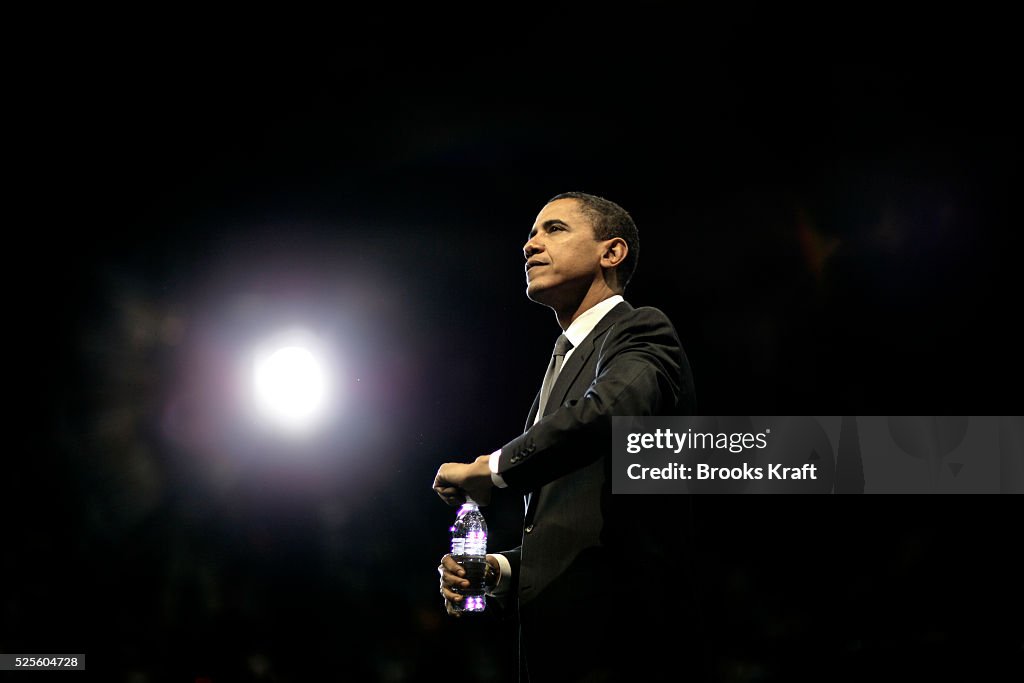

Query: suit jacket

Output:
[494, 301, 696, 682]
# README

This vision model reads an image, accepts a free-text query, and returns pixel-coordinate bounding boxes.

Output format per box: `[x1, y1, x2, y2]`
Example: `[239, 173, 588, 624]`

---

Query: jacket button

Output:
[525, 524, 534, 533]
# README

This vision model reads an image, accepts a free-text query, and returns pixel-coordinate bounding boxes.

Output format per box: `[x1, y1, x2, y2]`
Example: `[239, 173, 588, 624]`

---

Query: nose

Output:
[523, 234, 543, 258]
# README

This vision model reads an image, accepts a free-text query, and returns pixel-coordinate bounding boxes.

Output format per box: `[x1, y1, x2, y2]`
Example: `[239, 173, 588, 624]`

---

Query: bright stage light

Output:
[253, 344, 328, 432]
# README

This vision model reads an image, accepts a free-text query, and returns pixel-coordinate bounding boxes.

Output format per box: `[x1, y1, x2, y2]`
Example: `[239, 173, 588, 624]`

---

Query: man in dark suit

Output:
[434, 192, 697, 682]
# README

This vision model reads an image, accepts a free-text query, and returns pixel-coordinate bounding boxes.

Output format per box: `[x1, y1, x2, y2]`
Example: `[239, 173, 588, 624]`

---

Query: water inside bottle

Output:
[453, 555, 488, 596]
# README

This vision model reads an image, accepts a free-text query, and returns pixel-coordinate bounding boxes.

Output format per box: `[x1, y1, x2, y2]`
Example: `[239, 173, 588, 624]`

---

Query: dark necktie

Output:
[526, 333, 573, 513]
[537, 333, 574, 420]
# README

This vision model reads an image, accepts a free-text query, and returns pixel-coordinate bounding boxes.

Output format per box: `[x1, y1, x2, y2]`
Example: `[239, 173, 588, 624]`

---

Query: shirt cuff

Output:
[489, 448, 507, 488]
[487, 553, 513, 597]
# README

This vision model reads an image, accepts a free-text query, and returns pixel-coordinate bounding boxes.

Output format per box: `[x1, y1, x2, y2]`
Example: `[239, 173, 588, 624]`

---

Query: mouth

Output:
[525, 261, 547, 273]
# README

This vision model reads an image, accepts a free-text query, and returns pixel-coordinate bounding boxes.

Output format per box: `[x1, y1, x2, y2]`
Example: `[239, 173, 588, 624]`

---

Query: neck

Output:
[553, 281, 619, 331]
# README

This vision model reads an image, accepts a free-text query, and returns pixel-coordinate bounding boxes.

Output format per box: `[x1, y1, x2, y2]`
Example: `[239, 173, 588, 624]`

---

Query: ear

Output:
[599, 237, 628, 270]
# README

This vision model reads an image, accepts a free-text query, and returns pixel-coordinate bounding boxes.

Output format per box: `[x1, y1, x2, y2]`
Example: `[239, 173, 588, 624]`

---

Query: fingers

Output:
[432, 464, 458, 491]
[433, 485, 465, 507]
[441, 554, 465, 576]
[440, 583, 463, 604]
[433, 464, 470, 505]
[438, 556, 468, 592]
[438, 555, 469, 611]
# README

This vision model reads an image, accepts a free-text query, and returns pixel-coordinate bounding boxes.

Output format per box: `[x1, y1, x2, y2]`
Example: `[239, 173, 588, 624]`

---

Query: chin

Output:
[528, 276, 552, 294]
[526, 281, 551, 303]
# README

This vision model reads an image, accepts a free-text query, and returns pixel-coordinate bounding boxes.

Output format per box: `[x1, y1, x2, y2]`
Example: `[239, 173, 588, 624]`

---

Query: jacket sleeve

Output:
[495, 307, 691, 493]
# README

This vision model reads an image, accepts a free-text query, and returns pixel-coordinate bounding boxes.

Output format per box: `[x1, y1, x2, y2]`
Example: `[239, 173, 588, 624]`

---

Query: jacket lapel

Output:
[524, 302, 634, 520]
[541, 301, 633, 418]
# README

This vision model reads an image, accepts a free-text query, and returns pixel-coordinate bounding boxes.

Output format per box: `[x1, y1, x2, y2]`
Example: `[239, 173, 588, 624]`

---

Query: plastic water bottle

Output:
[450, 497, 487, 612]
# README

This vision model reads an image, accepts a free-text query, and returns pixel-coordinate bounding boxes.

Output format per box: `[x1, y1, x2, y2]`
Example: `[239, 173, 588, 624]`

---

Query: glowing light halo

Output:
[251, 333, 332, 434]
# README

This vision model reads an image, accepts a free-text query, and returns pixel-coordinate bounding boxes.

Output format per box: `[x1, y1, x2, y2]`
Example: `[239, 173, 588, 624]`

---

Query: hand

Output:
[438, 554, 469, 617]
[438, 554, 501, 617]
[433, 454, 493, 506]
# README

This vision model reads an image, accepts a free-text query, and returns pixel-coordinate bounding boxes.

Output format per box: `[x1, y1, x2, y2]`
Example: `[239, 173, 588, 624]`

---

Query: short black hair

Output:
[547, 191, 639, 291]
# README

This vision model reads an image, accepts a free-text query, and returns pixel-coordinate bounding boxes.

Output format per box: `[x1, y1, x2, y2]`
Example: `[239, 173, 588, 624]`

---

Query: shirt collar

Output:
[563, 294, 625, 348]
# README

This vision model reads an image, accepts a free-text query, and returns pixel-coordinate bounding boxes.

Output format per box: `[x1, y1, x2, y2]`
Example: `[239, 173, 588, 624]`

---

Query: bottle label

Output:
[463, 529, 486, 556]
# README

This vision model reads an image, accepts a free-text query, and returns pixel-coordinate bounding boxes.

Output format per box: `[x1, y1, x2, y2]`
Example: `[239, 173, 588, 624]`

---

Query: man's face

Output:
[523, 198, 605, 306]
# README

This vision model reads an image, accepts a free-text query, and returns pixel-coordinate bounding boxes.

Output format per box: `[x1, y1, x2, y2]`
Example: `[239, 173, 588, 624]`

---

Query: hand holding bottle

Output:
[438, 553, 500, 617]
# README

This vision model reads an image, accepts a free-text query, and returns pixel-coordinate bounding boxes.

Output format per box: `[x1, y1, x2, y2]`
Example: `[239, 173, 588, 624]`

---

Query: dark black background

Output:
[6, 3, 1022, 681]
